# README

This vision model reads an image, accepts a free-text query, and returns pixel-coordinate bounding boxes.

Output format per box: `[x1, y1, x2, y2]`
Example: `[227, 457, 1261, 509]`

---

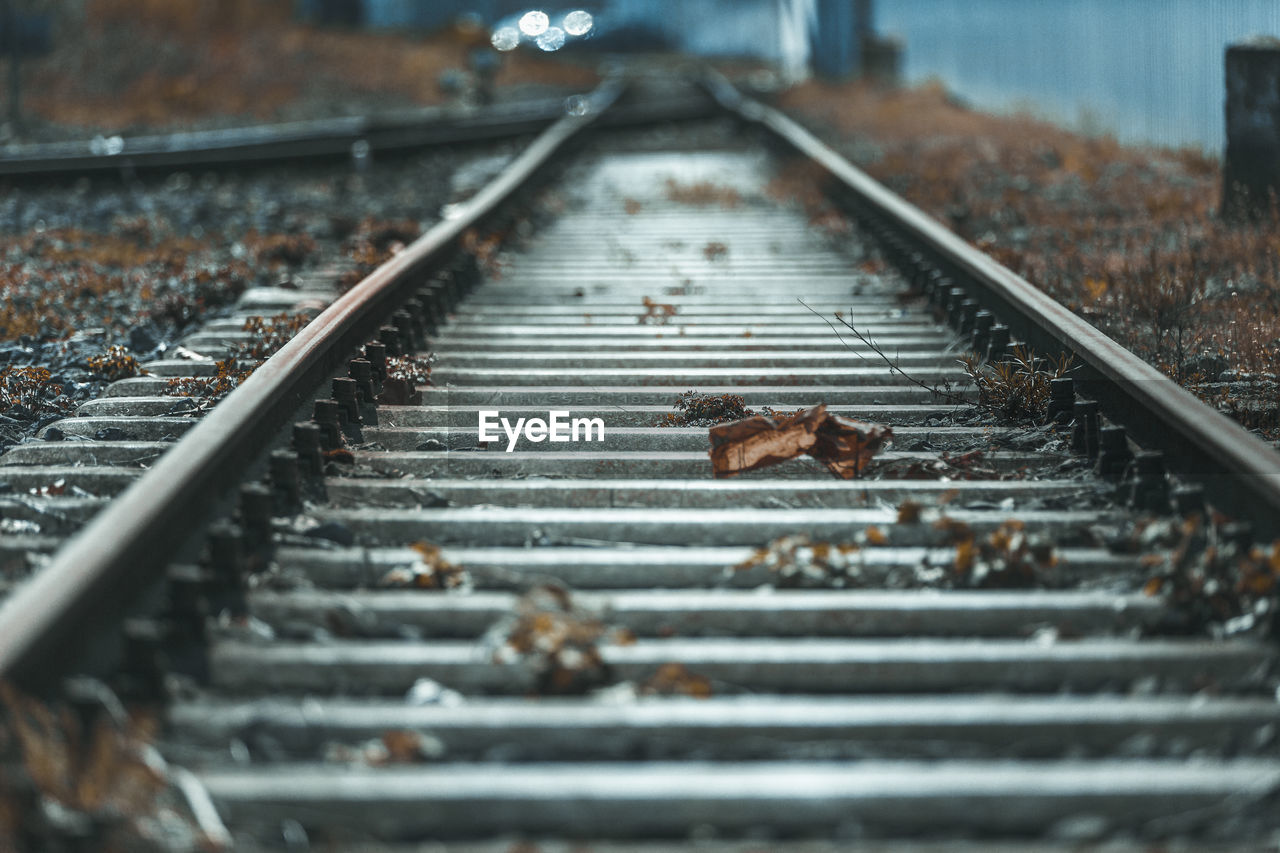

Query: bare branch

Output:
[798, 298, 977, 408]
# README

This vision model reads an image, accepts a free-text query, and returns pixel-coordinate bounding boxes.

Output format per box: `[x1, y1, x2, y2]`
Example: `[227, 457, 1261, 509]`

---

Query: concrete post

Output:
[1223, 38, 1280, 220]
[855, 0, 873, 53]
[809, 0, 858, 78]
[852, 0, 902, 86]
[2, 0, 19, 129]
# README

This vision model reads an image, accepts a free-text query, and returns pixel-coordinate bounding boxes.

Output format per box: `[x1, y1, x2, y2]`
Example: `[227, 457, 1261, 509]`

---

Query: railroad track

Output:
[2, 74, 1279, 847]
[0, 83, 714, 180]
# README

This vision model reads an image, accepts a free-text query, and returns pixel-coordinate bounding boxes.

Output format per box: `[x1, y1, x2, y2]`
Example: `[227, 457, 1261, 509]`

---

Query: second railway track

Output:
[2, 75, 1279, 847]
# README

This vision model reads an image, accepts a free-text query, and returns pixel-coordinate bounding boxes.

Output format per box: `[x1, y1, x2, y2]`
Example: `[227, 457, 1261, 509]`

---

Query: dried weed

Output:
[378, 541, 470, 591]
[493, 586, 634, 695]
[960, 346, 1075, 423]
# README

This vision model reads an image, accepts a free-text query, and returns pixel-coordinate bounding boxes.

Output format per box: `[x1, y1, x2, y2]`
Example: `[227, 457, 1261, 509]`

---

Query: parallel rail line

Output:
[0, 84, 714, 179]
[0, 74, 1278, 846]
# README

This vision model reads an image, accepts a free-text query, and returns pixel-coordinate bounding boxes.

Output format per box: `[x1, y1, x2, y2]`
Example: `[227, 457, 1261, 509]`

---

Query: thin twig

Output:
[798, 298, 979, 409]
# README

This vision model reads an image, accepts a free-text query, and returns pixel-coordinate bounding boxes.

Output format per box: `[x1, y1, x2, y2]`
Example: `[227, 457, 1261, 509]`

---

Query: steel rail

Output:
[0, 78, 626, 687]
[0, 88, 715, 180]
[703, 73, 1280, 534]
[0, 98, 566, 178]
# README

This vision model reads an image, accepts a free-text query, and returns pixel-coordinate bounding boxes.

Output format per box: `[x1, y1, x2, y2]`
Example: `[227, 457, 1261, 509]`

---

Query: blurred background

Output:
[2, 1, 1280, 150]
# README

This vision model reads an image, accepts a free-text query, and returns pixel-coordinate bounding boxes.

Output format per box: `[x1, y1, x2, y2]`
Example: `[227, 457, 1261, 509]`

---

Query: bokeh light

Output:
[490, 26, 521, 51]
[518, 10, 550, 36]
[563, 10, 594, 37]
[536, 26, 567, 52]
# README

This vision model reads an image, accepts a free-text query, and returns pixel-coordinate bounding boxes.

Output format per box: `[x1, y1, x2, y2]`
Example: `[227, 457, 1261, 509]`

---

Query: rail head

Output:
[0, 79, 626, 688]
[0, 97, 578, 179]
[0, 85, 719, 180]
[703, 71, 1280, 534]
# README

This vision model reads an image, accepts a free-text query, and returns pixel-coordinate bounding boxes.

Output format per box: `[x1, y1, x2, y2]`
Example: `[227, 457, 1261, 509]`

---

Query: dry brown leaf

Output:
[734, 534, 864, 587]
[703, 241, 729, 261]
[897, 500, 923, 524]
[641, 663, 714, 699]
[811, 413, 895, 479]
[499, 587, 611, 695]
[380, 730, 424, 764]
[379, 541, 470, 590]
[75, 716, 120, 812]
[709, 404, 893, 479]
[323, 448, 354, 465]
[639, 296, 678, 325]
[663, 179, 741, 208]
[709, 405, 826, 478]
[611, 627, 638, 646]
[933, 516, 975, 544]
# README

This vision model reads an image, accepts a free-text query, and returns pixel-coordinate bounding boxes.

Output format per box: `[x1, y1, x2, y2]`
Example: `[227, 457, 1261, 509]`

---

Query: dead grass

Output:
[659, 391, 757, 427]
[961, 346, 1074, 423]
[1139, 514, 1280, 636]
[165, 357, 252, 400]
[738, 520, 1058, 590]
[778, 79, 1280, 437]
[165, 312, 310, 400]
[494, 586, 635, 695]
[2, 229, 251, 341]
[378, 541, 469, 591]
[0, 366, 71, 416]
[337, 218, 422, 290]
[235, 312, 312, 361]
[243, 231, 316, 268]
[85, 345, 144, 381]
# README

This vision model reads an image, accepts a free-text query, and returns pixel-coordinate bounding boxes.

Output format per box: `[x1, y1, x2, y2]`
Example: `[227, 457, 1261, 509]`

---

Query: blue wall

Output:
[358, 0, 525, 28]
[879, 0, 1280, 152]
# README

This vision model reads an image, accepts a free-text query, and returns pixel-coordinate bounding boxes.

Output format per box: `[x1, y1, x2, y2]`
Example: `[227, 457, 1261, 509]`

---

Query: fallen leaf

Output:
[933, 516, 974, 544]
[708, 403, 893, 479]
[709, 405, 827, 478]
[641, 663, 713, 699]
[810, 412, 895, 478]
[379, 541, 470, 590]
[639, 296, 678, 325]
[611, 627, 638, 646]
[498, 586, 611, 695]
[732, 534, 863, 587]
[380, 730, 424, 764]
